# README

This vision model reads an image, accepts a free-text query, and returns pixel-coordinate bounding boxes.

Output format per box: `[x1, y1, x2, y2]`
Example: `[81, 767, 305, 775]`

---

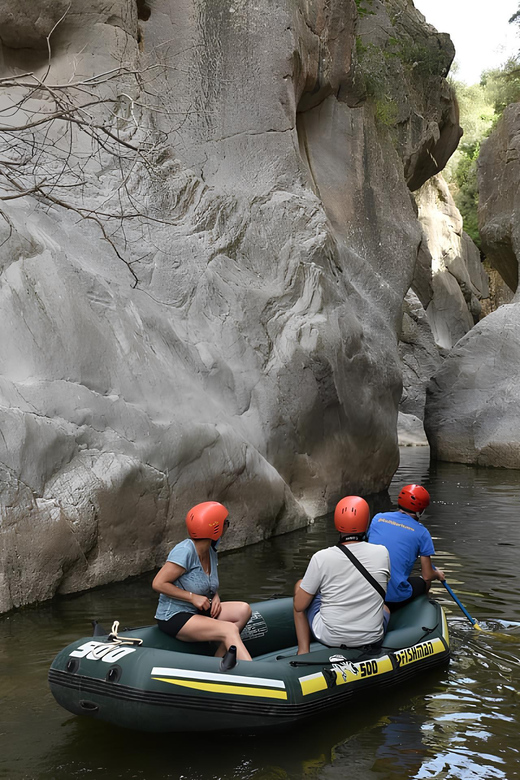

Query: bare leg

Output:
[293, 579, 312, 655]
[214, 601, 252, 657]
[177, 614, 252, 661]
[217, 601, 252, 630]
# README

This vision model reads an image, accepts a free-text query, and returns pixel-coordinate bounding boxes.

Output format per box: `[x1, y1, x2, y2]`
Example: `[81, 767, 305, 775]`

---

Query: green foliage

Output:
[481, 59, 520, 116]
[450, 83, 495, 142]
[445, 55, 520, 245]
[452, 142, 481, 246]
[453, 142, 479, 189]
[355, 36, 368, 58]
[355, 0, 375, 18]
[374, 97, 398, 127]
[398, 40, 451, 77]
[446, 84, 491, 246]
[355, 40, 387, 100]
[354, 32, 451, 130]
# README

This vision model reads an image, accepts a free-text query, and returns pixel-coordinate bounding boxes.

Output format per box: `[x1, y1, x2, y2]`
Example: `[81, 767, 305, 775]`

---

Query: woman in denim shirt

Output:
[152, 501, 252, 660]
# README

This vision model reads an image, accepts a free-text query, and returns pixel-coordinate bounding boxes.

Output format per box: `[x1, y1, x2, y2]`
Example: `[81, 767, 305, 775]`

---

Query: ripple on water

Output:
[2, 447, 520, 780]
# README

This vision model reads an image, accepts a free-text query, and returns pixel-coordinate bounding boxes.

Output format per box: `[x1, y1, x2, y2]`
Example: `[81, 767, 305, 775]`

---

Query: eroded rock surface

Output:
[398, 175, 488, 444]
[0, 0, 461, 611]
[397, 411, 428, 447]
[424, 104, 520, 468]
[479, 103, 520, 294]
[425, 303, 520, 467]
[416, 176, 487, 350]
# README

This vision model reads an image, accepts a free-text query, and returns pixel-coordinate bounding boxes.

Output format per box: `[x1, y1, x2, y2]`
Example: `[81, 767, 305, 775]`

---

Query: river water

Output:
[1, 447, 520, 780]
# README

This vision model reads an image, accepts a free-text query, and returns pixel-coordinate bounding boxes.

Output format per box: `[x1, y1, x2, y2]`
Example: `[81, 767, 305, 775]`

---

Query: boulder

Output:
[425, 303, 520, 467]
[397, 412, 429, 447]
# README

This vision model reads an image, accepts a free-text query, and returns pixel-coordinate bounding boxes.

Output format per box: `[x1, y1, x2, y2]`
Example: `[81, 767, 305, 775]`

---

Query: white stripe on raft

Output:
[297, 672, 322, 683]
[150, 666, 286, 688]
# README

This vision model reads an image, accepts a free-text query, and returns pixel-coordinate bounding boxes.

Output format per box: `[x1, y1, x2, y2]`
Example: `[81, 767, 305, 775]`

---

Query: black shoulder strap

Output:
[336, 542, 386, 601]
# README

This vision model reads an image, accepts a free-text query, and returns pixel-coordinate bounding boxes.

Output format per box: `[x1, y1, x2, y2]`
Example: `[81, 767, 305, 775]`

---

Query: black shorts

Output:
[385, 576, 427, 613]
[157, 612, 195, 638]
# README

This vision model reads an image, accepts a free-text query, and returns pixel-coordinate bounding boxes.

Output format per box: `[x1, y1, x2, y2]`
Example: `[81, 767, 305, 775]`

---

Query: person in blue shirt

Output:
[367, 484, 445, 611]
[152, 501, 252, 660]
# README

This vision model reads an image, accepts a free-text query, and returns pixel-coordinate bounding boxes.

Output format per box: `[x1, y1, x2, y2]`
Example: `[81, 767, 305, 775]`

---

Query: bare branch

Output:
[43, 3, 73, 84]
[0, 50, 189, 287]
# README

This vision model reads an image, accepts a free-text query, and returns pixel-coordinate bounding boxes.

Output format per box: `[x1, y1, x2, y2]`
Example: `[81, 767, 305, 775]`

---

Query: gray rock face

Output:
[479, 103, 520, 294]
[399, 289, 443, 420]
[0, 0, 461, 611]
[397, 411, 428, 447]
[416, 175, 487, 351]
[423, 104, 520, 468]
[425, 303, 520, 467]
[0, 1, 72, 50]
[398, 176, 488, 443]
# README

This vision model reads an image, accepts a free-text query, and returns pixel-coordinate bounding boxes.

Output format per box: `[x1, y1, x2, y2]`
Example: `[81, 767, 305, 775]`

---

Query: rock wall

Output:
[0, 0, 461, 611]
[479, 104, 520, 295]
[398, 175, 488, 444]
[424, 104, 520, 467]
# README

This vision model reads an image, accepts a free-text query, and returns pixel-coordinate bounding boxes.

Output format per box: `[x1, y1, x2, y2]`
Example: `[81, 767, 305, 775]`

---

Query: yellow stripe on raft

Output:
[300, 655, 394, 696]
[442, 610, 450, 647]
[393, 637, 445, 668]
[152, 677, 288, 699]
[300, 675, 328, 696]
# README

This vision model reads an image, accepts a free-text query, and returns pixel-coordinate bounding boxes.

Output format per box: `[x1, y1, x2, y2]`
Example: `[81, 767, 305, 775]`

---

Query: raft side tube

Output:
[48, 596, 449, 733]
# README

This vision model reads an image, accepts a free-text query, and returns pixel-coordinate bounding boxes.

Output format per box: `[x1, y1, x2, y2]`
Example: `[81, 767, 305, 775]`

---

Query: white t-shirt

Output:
[300, 542, 391, 647]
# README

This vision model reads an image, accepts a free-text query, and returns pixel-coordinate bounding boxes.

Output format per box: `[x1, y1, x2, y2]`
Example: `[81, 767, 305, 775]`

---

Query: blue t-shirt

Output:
[155, 538, 219, 621]
[367, 510, 435, 603]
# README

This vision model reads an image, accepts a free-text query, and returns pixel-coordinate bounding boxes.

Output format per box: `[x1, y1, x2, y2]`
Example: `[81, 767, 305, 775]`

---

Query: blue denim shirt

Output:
[155, 538, 219, 621]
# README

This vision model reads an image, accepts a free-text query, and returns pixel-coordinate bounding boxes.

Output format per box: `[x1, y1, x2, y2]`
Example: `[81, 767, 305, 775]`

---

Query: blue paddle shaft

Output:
[442, 580, 479, 626]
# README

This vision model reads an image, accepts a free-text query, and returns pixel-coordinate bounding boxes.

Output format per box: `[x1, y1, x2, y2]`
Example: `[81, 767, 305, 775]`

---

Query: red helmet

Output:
[334, 496, 370, 535]
[185, 502, 229, 541]
[397, 484, 430, 514]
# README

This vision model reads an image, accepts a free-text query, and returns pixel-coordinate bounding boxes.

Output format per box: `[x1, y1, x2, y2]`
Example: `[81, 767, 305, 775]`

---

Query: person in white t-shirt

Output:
[293, 496, 391, 654]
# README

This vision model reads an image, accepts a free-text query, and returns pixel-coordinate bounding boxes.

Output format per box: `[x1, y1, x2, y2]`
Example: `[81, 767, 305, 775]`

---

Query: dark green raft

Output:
[48, 595, 449, 732]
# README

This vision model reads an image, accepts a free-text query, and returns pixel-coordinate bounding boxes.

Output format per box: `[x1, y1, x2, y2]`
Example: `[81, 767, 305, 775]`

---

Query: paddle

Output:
[441, 579, 482, 630]
[439, 575, 520, 641]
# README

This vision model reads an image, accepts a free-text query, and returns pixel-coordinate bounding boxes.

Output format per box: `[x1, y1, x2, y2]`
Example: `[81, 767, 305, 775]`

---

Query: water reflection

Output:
[311, 448, 520, 780]
[1, 447, 520, 780]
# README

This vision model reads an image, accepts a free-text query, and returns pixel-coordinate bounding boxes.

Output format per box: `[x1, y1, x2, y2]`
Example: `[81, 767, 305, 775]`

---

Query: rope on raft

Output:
[90, 620, 143, 659]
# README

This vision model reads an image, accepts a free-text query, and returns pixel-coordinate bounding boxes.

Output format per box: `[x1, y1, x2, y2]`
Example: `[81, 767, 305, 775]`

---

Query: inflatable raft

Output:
[48, 595, 449, 732]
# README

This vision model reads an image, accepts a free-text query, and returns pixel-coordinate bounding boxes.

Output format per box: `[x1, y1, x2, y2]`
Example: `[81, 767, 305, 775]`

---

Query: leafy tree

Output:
[480, 59, 520, 116]
[443, 80, 494, 246]
[444, 5, 520, 245]
[445, 31, 519, 244]
[452, 141, 480, 245]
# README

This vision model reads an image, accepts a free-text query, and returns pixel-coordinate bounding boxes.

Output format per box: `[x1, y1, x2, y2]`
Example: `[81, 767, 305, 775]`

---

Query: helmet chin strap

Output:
[339, 532, 366, 543]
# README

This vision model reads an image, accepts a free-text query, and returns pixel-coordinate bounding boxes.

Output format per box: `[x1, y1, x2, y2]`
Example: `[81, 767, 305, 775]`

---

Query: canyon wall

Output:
[425, 104, 520, 466]
[0, 0, 462, 611]
[398, 174, 489, 445]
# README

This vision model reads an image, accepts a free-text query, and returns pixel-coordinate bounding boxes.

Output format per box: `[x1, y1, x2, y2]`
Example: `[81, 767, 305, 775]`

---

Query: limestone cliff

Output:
[398, 173, 489, 447]
[0, 0, 461, 611]
[424, 103, 520, 467]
